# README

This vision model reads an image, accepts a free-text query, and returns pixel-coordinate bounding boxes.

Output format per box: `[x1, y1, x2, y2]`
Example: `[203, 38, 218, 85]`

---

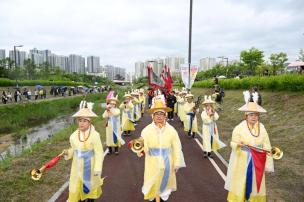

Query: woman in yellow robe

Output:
[201, 96, 225, 158]
[141, 100, 186, 201]
[177, 92, 186, 123]
[119, 92, 135, 135]
[131, 91, 142, 122]
[183, 93, 198, 138]
[173, 90, 180, 114]
[139, 90, 146, 116]
[103, 95, 125, 155]
[224, 102, 274, 202]
[63, 104, 104, 202]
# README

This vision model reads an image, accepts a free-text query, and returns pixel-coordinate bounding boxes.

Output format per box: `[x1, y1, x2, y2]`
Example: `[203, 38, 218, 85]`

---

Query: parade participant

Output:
[201, 96, 225, 158]
[139, 100, 186, 202]
[139, 89, 146, 116]
[177, 90, 186, 124]
[119, 92, 135, 136]
[166, 90, 176, 121]
[152, 89, 166, 106]
[173, 89, 179, 115]
[103, 93, 125, 155]
[224, 101, 274, 202]
[147, 87, 154, 108]
[131, 90, 142, 123]
[183, 93, 199, 138]
[63, 103, 104, 202]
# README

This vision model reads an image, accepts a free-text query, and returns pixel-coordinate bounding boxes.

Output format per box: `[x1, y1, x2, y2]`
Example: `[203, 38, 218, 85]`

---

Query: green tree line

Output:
[0, 58, 111, 85]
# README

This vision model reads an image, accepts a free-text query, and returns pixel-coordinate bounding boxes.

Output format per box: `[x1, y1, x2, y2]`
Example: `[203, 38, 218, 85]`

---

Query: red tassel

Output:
[44, 156, 61, 170]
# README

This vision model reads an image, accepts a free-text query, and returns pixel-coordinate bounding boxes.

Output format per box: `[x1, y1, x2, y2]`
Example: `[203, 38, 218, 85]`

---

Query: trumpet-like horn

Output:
[128, 138, 144, 154]
[30, 151, 64, 180]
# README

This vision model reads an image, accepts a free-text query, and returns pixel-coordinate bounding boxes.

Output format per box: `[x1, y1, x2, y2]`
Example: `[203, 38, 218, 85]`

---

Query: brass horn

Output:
[30, 151, 64, 180]
[270, 146, 283, 160]
[129, 138, 144, 154]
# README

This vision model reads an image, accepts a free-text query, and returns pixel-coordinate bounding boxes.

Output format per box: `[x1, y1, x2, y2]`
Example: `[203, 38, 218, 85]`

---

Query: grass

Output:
[0, 93, 106, 138]
[190, 87, 304, 202]
[0, 100, 107, 201]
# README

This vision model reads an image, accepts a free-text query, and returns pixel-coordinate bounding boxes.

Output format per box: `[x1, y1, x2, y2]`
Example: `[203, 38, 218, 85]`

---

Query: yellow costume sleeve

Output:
[230, 126, 241, 151]
[261, 125, 274, 172]
[64, 147, 74, 160]
[92, 132, 104, 173]
[172, 130, 184, 168]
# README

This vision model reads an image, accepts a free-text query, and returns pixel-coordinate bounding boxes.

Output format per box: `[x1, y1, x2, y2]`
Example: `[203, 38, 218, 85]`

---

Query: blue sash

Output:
[111, 116, 119, 144]
[209, 122, 214, 148]
[187, 112, 194, 133]
[75, 150, 94, 194]
[149, 148, 171, 193]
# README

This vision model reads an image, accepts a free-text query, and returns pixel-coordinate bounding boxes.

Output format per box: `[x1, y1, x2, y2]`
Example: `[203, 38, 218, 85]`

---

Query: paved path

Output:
[55, 111, 228, 202]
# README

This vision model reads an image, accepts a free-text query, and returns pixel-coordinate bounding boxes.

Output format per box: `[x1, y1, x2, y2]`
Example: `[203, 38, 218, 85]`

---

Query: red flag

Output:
[44, 155, 62, 170]
[249, 147, 267, 193]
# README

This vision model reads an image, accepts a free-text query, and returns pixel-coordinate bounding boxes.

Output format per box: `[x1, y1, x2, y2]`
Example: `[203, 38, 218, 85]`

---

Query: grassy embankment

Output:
[190, 87, 304, 202]
[0, 93, 109, 201]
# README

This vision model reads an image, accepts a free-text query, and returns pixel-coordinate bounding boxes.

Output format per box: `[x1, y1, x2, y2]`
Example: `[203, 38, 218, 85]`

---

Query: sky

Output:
[0, 0, 303, 72]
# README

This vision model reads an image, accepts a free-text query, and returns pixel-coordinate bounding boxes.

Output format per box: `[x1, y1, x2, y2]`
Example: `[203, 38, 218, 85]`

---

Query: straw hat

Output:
[72, 107, 98, 119]
[202, 95, 215, 105]
[185, 93, 194, 98]
[108, 95, 119, 105]
[123, 91, 132, 98]
[147, 100, 172, 113]
[238, 102, 267, 113]
[131, 90, 139, 96]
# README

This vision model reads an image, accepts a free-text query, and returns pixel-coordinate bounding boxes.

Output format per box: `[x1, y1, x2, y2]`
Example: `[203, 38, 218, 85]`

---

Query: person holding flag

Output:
[63, 102, 104, 202]
[120, 92, 135, 136]
[103, 92, 125, 155]
[224, 101, 274, 202]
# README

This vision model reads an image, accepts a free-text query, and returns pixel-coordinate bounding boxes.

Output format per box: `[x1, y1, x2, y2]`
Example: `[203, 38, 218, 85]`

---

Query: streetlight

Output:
[13, 45, 23, 88]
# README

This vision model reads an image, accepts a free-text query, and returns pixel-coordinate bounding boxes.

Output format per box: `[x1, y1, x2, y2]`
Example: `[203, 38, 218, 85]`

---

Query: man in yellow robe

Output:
[225, 102, 274, 202]
[183, 93, 199, 138]
[177, 91, 186, 124]
[140, 100, 186, 202]
[63, 103, 104, 202]
[103, 94, 125, 155]
[119, 92, 135, 136]
[201, 95, 225, 158]
[131, 90, 142, 122]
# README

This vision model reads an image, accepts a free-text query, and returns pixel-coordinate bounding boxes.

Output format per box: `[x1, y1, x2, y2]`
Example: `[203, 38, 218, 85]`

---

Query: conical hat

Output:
[147, 100, 172, 113]
[185, 93, 194, 98]
[238, 102, 267, 113]
[202, 95, 215, 105]
[108, 95, 119, 105]
[124, 91, 132, 98]
[72, 107, 98, 118]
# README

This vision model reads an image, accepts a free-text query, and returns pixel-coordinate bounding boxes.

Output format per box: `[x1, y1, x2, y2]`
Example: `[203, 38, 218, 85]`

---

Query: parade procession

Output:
[25, 62, 286, 202]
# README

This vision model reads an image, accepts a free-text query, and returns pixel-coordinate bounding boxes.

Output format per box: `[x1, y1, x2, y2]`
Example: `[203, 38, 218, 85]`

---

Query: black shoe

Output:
[188, 131, 192, 137]
[114, 147, 119, 155]
[203, 152, 208, 158]
[192, 133, 195, 138]
[108, 147, 112, 155]
[208, 152, 213, 158]
[87, 199, 95, 202]
[160, 198, 167, 202]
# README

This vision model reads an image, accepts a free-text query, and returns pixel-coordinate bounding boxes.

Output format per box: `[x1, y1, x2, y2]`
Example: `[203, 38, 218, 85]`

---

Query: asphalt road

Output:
[55, 111, 227, 202]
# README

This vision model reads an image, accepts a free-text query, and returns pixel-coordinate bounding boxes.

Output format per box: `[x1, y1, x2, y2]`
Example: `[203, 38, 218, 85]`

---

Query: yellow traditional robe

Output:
[183, 102, 198, 133]
[201, 110, 225, 152]
[132, 97, 142, 121]
[65, 126, 104, 202]
[102, 108, 124, 147]
[141, 123, 186, 201]
[119, 102, 135, 131]
[139, 95, 146, 114]
[177, 97, 185, 122]
[174, 95, 180, 114]
[224, 120, 274, 202]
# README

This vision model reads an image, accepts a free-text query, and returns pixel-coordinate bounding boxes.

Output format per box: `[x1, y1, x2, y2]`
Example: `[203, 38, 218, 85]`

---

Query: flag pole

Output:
[188, 0, 193, 93]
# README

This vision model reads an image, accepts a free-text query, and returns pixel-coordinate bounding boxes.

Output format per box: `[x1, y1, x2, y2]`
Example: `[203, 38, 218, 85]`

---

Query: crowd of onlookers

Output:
[1, 85, 112, 104]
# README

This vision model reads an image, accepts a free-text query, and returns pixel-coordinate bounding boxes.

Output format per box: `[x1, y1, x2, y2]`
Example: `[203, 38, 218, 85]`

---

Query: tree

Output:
[240, 47, 264, 75]
[299, 49, 304, 61]
[269, 52, 288, 75]
[23, 59, 36, 79]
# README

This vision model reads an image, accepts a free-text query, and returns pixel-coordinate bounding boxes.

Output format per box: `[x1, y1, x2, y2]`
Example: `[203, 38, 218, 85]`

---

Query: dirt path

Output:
[55, 111, 227, 202]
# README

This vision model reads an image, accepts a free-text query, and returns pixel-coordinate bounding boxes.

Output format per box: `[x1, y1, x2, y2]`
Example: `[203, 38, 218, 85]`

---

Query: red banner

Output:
[249, 147, 267, 193]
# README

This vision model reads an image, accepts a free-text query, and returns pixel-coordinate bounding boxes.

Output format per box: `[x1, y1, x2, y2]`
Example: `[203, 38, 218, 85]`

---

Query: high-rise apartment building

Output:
[87, 56, 100, 73]
[164, 56, 185, 75]
[68, 54, 85, 73]
[0, 49, 5, 60]
[199, 57, 217, 71]
[9, 50, 27, 66]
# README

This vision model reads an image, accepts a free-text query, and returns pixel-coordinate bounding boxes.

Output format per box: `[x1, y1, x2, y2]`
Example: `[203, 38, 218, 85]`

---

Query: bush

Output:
[193, 74, 304, 91]
[0, 78, 85, 87]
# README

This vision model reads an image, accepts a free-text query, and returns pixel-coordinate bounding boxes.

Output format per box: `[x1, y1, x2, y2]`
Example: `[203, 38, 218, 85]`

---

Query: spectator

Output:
[2, 91, 8, 104]
[34, 89, 39, 100]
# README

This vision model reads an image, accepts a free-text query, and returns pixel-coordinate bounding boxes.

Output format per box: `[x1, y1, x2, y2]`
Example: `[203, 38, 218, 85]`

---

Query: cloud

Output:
[0, 0, 303, 71]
